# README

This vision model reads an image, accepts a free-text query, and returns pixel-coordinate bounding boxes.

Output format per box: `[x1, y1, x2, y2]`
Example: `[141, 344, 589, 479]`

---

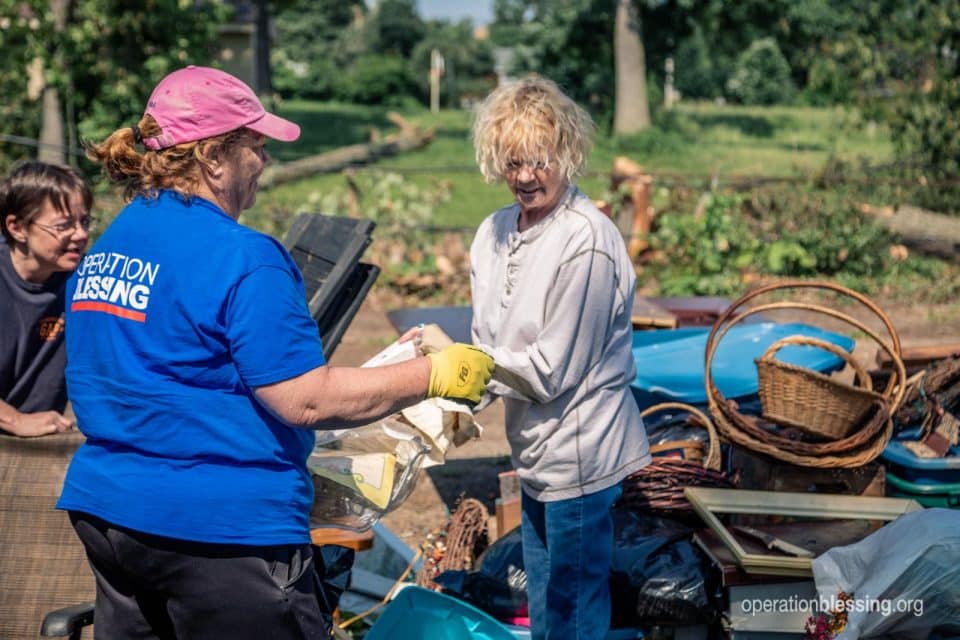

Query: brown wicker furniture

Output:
[0, 432, 94, 639]
[704, 281, 907, 468]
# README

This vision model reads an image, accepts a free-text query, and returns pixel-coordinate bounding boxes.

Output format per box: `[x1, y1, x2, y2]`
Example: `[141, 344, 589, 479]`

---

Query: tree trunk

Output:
[253, 0, 273, 96]
[860, 203, 960, 262]
[613, 0, 650, 134]
[38, 0, 72, 164]
[38, 89, 65, 164]
[260, 113, 434, 188]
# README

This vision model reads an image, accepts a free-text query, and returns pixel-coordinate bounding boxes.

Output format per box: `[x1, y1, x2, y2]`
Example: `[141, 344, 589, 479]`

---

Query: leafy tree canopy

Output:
[272, 0, 366, 99]
[0, 0, 228, 167]
[366, 0, 424, 58]
[410, 19, 496, 106]
[827, 0, 960, 181]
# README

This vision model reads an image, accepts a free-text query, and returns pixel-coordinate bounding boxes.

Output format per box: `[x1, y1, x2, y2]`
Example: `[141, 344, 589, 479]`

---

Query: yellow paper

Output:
[310, 452, 397, 509]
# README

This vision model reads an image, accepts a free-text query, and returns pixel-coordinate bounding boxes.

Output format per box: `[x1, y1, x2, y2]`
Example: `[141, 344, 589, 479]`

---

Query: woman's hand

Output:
[397, 324, 424, 353]
[1, 410, 75, 438]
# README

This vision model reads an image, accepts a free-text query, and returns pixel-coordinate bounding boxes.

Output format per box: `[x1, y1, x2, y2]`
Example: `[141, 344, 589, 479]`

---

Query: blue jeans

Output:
[521, 482, 623, 640]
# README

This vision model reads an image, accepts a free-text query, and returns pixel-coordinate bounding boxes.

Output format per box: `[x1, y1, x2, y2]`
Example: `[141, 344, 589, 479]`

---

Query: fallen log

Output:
[259, 112, 435, 189]
[875, 342, 960, 371]
[859, 203, 960, 262]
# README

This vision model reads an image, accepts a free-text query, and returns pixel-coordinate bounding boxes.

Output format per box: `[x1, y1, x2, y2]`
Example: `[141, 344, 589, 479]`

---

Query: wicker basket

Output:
[756, 335, 883, 439]
[640, 401, 722, 471]
[620, 402, 734, 513]
[649, 440, 706, 464]
[703, 280, 908, 468]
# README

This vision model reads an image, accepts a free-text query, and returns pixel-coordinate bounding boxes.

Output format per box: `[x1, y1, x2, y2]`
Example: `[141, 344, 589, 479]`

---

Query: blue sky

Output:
[417, 0, 493, 26]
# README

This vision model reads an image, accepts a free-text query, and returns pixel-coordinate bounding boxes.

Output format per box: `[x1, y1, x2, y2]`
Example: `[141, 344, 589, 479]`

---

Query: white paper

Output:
[361, 339, 418, 368]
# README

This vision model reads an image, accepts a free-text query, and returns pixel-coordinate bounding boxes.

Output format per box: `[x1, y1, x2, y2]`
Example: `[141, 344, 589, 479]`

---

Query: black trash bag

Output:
[610, 508, 719, 627]
[433, 526, 528, 620]
[437, 508, 720, 628]
[644, 413, 710, 447]
[311, 544, 356, 630]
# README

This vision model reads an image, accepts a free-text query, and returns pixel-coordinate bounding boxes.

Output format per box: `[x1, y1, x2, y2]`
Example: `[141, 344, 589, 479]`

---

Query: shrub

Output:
[273, 51, 338, 100]
[334, 55, 417, 106]
[645, 183, 900, 296]
[647, 194, 762, 296]
[674, 26, 724, 99]
[726, 38, 795, 106]
[802, 57, 854, 106]
[746, 185, 892, 277]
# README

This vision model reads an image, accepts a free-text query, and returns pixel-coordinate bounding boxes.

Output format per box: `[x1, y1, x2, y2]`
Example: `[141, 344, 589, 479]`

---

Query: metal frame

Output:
[684, 487, 922, 576]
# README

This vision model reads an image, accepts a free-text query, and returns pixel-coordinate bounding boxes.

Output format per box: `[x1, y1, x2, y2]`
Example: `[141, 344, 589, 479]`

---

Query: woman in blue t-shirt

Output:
[58, 66, 493, 640]
[1, 162, 93, 437]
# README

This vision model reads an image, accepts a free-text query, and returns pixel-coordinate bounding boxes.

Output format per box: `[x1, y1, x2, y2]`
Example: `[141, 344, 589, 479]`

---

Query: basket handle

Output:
[639, 402, 722, 471]
[759, 335, 873, 391]
[706, 301, 907, 414]
[706, 281, 902, 359]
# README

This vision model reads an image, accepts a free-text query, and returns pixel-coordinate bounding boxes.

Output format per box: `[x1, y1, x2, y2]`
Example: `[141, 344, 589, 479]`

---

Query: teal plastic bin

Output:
[886, 472, 960, 508]
[364, 586, 517, 640]
[881, 429, 960, 484]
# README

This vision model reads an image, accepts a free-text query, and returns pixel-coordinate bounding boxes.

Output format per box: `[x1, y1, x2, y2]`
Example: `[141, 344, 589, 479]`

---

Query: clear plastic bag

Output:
[812, 508, 960, 639]
[308, 418, 431, 531]
[308, 332, 481, 531]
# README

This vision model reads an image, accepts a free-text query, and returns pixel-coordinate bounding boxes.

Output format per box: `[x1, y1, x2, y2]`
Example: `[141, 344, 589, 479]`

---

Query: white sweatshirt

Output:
[470, 185, 651, 501]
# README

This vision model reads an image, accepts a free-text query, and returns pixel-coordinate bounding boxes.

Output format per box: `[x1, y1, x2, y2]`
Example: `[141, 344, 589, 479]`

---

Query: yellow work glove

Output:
[426, 344, 494, 404]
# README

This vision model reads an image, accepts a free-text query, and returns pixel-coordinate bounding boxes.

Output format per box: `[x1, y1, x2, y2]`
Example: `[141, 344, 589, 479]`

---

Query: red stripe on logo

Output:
[71, 301, 146, 323]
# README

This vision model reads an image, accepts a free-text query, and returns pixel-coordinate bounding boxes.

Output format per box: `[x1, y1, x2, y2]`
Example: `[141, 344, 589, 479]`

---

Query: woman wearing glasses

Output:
[0, 162, 93, 437]
[469, 77, 650, 640]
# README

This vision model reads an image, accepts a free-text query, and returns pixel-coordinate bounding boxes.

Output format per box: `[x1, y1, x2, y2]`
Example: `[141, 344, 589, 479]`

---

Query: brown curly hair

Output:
[85, 115, 248, 202]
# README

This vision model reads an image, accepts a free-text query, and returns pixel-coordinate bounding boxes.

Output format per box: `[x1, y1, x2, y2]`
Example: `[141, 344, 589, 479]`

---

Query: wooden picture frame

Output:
[684, 487, 922, 577]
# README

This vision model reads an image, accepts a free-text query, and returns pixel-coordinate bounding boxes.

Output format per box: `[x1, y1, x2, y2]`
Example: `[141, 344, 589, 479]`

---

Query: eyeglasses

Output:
[32, 215, 97, 237]
[505, 159, 551, 173]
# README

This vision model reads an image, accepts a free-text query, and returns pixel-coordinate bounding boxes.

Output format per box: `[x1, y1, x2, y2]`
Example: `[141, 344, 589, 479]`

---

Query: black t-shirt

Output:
[0, 243, 70, 413]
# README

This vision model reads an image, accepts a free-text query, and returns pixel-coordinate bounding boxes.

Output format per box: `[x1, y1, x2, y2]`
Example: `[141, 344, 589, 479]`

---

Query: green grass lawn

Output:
[249, 99, 894, 234]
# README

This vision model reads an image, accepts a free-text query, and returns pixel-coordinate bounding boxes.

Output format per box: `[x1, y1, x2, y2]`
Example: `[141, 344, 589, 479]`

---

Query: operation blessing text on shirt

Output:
[72, 251, 160, 322]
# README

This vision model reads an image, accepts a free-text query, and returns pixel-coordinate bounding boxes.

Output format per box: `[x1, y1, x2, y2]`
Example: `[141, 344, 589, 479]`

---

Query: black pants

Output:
[69, 512, 334, 640]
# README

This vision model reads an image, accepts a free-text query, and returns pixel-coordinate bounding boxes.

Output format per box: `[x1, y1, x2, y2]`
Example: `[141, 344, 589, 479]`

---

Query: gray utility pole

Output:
[430, 48, 445, 114]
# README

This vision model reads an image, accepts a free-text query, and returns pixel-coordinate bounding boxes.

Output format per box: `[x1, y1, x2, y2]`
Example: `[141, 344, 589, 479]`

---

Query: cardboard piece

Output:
[631, 296, 677, 329]
[310, 452, 397, 509]
[495, 497, 521, 540]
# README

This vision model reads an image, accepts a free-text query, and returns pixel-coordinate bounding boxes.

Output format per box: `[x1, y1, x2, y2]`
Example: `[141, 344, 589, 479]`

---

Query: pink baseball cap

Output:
[142, 65, 300, 150]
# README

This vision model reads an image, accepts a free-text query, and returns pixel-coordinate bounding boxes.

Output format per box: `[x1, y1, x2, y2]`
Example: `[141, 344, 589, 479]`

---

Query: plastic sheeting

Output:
[630, 322, 855, 409]
[812, 508, 960, 639]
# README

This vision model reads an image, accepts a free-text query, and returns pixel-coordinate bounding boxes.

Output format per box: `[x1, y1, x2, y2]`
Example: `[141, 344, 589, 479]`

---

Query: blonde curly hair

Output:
[471, 76, 595, 184]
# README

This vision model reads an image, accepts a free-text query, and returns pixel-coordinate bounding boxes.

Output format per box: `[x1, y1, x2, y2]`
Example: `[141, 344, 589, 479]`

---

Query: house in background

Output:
[218, 2, 255, 87]
[217, 0, 274, 93]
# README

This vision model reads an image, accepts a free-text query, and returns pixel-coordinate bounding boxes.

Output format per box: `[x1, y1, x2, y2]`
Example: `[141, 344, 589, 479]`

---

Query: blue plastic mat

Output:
[630, 322, 856, 410]
[365, 586, 517, 640]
